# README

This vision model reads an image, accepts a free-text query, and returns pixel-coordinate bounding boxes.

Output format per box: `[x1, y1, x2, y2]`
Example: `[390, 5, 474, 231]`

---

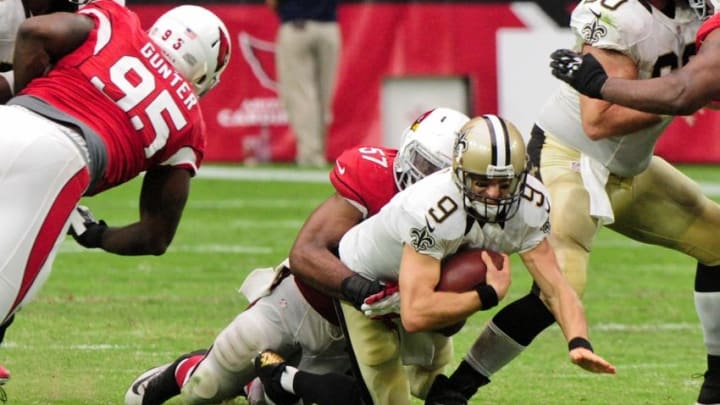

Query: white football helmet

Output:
[393, 108, 470, 190]
[689, 0, 720, 19]
[149, 5, 231, 97]
[452, 114, 527, 223]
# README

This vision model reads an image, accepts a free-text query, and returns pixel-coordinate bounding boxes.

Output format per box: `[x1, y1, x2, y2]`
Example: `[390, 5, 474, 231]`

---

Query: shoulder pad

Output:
[330, 146, 398, 216]
[517, 176, 551, 228]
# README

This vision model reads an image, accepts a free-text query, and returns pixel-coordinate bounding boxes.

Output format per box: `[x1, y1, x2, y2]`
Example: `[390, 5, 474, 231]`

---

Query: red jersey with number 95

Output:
[19, 1, 205, 194]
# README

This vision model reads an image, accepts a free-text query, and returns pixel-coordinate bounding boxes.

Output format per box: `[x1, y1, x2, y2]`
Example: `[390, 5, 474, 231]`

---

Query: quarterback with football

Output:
[0, 0, 230, 396]
[124, 108, 470, 405]
[431, 1, 720, 405]
[262, 116, 615, 405]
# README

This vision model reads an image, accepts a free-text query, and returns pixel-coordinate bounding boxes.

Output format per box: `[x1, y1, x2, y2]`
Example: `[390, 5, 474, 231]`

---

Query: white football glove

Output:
[361, 283, 400, 319]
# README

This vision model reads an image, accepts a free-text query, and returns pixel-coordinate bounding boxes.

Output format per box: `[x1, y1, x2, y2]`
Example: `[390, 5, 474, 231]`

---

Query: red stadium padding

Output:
[132, 3, 720, 164]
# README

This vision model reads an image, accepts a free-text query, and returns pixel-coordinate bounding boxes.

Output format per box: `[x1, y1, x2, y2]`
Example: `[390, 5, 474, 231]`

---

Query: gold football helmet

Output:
[452, 114, 527, 223]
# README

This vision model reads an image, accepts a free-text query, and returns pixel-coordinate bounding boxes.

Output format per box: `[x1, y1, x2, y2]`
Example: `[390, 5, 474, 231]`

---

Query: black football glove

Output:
[550, 49, 607, 99]
[68, 205, 107, 248]
[341, 273, 384, 310]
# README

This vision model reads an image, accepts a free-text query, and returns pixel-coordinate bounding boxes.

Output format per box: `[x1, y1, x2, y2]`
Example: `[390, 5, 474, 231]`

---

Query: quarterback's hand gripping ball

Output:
[437, 248, 504, 292]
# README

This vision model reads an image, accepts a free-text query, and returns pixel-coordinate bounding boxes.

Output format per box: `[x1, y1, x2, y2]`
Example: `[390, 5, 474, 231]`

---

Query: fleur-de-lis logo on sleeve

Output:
[410, 226, 436, 251]
[581, 9, 608, 44]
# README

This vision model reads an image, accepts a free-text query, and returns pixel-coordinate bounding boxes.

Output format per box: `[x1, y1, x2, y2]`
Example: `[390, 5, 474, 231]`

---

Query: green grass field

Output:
[3, 164, 719, 404]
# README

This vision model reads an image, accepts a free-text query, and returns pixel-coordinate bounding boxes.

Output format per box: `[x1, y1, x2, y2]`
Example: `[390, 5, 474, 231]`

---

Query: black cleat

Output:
[425, 374, 468, 405]
[698, 370, 720, 405]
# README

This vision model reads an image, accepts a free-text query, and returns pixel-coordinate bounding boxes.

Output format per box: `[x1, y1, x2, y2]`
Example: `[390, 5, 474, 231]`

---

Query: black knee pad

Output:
[492, 293, 555, 346]
[696, 263, 720, 293]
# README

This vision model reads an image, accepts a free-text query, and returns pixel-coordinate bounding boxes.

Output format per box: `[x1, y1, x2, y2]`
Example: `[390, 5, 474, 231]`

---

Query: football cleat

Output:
[0, 364, 8, 384]
[125, 350, 206, 405]
[125, 363, 175, 405]
[697, 370, 720, 405]
[424, 375, 467, 405]
[253, 350, 299, 405]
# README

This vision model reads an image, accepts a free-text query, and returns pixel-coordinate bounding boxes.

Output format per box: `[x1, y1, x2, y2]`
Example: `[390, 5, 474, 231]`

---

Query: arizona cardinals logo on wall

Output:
[239, 32, 277, 92]
[410, 226, 436, 251]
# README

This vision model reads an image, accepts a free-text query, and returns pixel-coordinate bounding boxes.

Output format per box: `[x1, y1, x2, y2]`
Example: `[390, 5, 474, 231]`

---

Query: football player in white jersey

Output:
[124, 108, 470, 405]
[430, 2, 720, 405]
[258, 115, 615, 405]
[549, 1, 720, 403]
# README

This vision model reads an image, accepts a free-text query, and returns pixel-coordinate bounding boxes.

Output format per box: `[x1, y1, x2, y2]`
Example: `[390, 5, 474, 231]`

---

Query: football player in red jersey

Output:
[0, 0, 128, 395]
[124, 108, 470, 405]
[549, 1, 720, 403]
[0, 0, 127, 103]
[0, 0, 230, 385]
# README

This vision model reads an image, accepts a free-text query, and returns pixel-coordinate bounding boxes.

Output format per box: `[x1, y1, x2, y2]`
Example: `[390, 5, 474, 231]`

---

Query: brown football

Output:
[437, 248, 505, 292]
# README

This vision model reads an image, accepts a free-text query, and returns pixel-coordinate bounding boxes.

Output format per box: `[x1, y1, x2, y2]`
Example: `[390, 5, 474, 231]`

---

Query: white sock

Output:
[695, 291, 720, 355]
[465, 320, 526, 377]
[280, 365, 299, 395]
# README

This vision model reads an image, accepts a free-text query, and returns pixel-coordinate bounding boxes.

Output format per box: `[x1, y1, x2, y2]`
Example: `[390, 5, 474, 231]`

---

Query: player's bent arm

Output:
[520, 240, 616, 374]
[100, 166, 190, 255]
[519, 239, 589, 342]
[13, 12, 93, 93]
[288, 193, 363, 298]
[600, 30, 720, 115]
[579, 45, 662, 140]
[398, 245, 482, 333]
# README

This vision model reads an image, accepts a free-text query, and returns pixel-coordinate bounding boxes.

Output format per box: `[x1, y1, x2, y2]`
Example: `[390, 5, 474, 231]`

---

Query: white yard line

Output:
[196, 166, 720, 199]
[197, 166, 329, 183]
[59, 243, 273, 254]
[593, 322, 697, 332]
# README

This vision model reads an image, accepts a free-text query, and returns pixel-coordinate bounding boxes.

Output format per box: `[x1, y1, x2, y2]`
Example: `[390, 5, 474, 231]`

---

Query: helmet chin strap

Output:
[465, 197, 500, 224]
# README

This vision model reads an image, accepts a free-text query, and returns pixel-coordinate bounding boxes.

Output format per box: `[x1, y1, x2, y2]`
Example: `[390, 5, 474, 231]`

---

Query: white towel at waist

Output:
[579, 154, 614, 225]
[238, 258, 291, 302]
[395, 323, 436, 366]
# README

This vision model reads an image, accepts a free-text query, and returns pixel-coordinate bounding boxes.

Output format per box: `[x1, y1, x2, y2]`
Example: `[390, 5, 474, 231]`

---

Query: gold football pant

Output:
[339, 300, 452, 405]
[535, 133, 720, 296]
